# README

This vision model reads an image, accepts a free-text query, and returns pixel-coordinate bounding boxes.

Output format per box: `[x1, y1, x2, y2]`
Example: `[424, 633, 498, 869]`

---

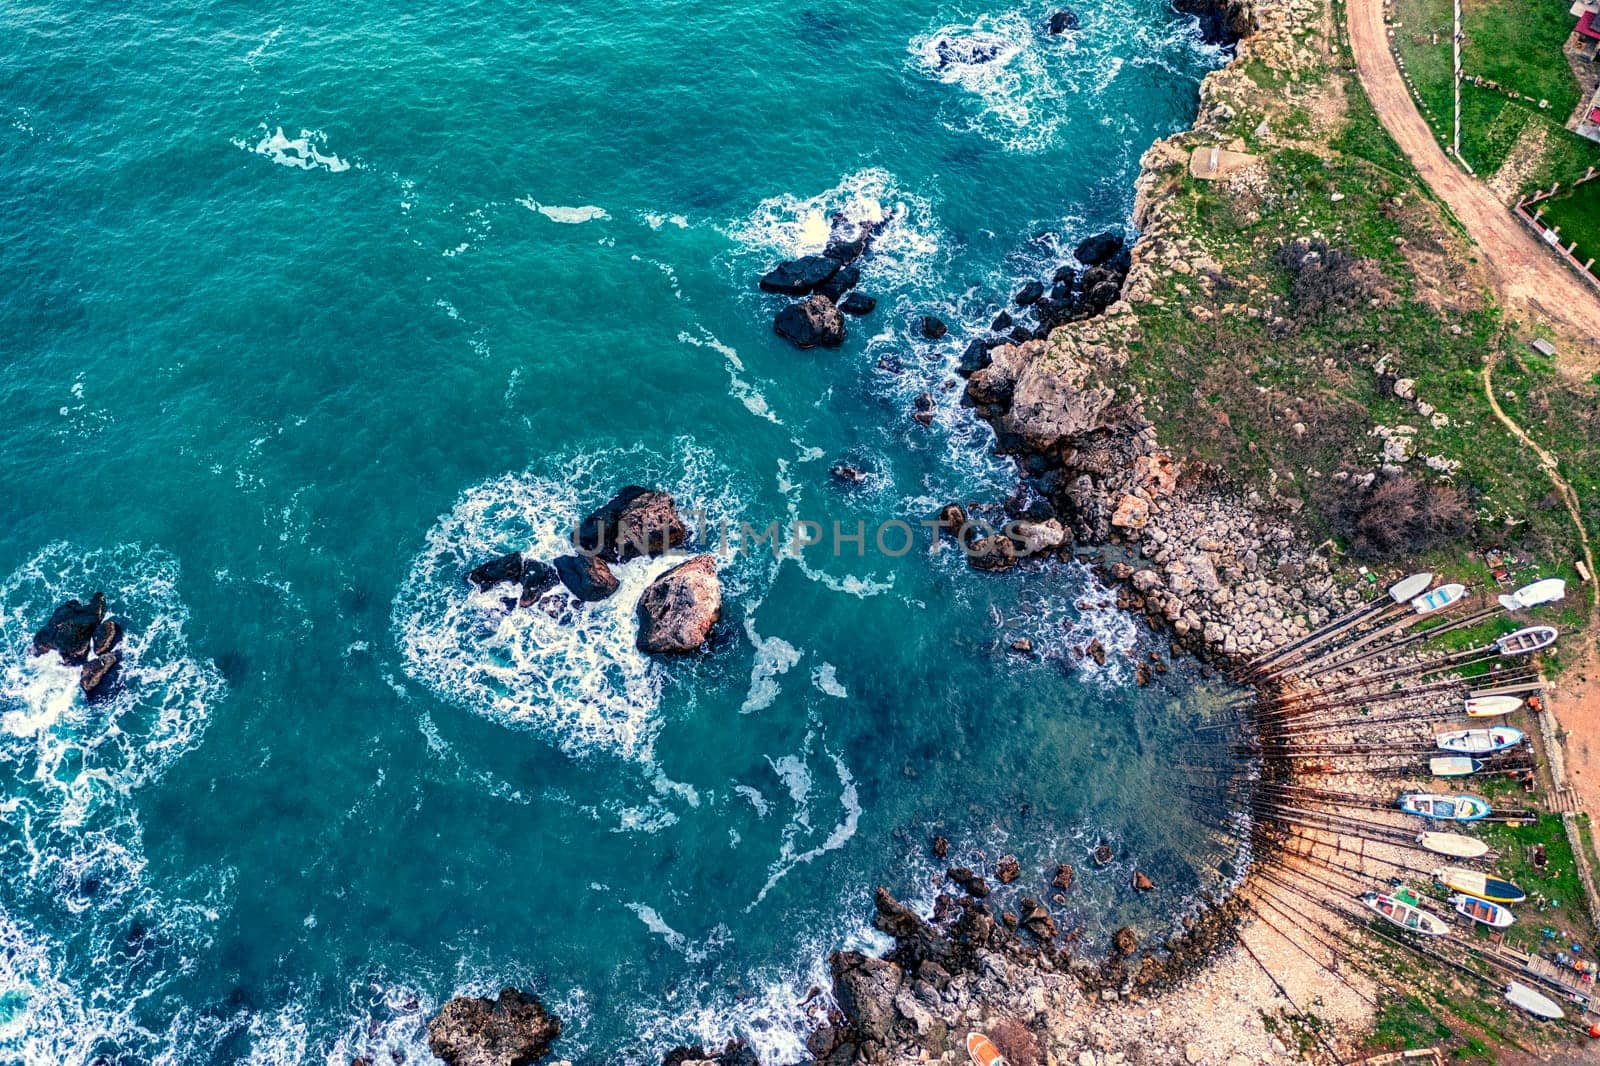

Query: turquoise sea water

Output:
[1, 3, 1240, 1062]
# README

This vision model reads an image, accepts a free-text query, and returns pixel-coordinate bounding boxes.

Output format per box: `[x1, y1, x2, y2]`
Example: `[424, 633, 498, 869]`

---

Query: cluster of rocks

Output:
[423, 988, 561, 1066]
[32, 591, 123, 698]
[466, 486, 721, 655]
[763, 214, 889, 349]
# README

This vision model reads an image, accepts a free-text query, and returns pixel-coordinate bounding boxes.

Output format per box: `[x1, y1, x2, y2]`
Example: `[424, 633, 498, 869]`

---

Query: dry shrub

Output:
[987, 1017, 1041, 1066]
[1326, 472, 1473, 558]
[1274, 238, 1385, 324]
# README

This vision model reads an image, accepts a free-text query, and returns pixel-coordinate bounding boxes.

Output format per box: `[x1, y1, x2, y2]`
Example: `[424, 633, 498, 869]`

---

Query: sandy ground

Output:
[1345, 0, 1600, 373]
[1555, 649, 1600, 820]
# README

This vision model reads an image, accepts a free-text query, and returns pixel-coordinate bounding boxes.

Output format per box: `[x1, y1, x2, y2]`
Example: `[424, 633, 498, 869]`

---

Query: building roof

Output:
[1579, 9, 1600, 40]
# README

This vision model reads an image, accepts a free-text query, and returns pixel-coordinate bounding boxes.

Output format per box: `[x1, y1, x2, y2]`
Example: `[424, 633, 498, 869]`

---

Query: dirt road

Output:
[1345, 0, 1600, 368]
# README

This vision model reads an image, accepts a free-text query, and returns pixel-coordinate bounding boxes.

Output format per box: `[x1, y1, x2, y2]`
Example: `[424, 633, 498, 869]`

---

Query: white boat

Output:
[1411, 583, 1467, 614]
[1464, 695, 1523, 719]
[1418, 832, 1489, 859]
[1497, 626, 1558, 657]
[1429, 756, 1481, 777]
[1496, 577, 1565, 612]
[1388, 572, 1434, 603]
[1451, 894, 1513, 928]
[1436, 726, 1523, 755]
[1504, 980, 1564, 1020]
[1362, 891, 1449, 935]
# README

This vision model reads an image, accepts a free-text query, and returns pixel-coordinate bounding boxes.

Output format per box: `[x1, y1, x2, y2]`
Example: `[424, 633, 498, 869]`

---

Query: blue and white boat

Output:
[1398, 793, 1490, 822]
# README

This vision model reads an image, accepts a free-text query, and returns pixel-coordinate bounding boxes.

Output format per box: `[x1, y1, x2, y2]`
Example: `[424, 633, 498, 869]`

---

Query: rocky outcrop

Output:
[759, 255, 840, 296]
[80, 650, 120, 699]
[577, 487, 687, 560]
[1047, 7, 1080, 32]
[838, 292, 876, 315]
[554, 554, 620, 602]
[426, 988, 560, 1066]
[635, 555, 721, 653]
[468, 552, 526, 591]
[775, 296, 847, 349]
[92, 619, 121, 656]
[32, 593, 105, 663]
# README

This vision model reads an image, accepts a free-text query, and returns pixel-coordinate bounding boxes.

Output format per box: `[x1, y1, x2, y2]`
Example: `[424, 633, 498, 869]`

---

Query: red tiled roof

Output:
[1579, 10, 1600, 41]
[1590, 106, 1600, 125]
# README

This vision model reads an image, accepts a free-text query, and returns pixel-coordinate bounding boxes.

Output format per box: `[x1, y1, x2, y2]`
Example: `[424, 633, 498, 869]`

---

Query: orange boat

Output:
[967, 1031, 1011, 1066]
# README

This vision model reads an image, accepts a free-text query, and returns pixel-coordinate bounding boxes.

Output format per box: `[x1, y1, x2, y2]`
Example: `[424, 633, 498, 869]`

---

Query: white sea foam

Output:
[750, 746, 860, 908]
[393, 440, 749, 763]
[519, 198, 610, 224]
[677, 327, 783, 425]
[238, 125, 351, 172]
[642, 211, 690, 230]
[733, 784, 770, 818]
[810, 662, 848, 698]
[727, 168, 944, 291]
[740, 609, 802, 715]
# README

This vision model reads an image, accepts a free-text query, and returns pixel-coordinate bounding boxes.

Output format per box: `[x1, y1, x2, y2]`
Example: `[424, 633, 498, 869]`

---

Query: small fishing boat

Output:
[1398, 793, 1490, 821]
[1464, 695, 1523, 719]
[1435, 866, 1526, 903]
[1429, 756, 1482, 777]
[1436, 726, 1523, 755]
[1496, 577, 1565, 612]
[1411, 583, 1467, 614]
[1361, 890, 1449, 935]
[1388, 572, 1434, 603]
[1451, 894, 1514, 928]
[1497, 625, 1558, 657]
[1504, 981, 1565, 1020]
[1418, 832, 1489, 859]
[966, 1031, 1010, 1066]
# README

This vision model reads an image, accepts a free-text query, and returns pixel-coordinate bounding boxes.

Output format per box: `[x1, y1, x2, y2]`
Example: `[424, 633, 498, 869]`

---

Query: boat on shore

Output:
[1399, 793, 1490, 821]
[1464, 695, 1522, 718]
[1451, 894, 1514, 928]
[1496, 577, 1565, 612]
[1411, 583, 1467, 614]
[966, 1031, 1010, 1066]
[1389, 572, 1434, 603]
[1429, 756, 1482, 777]
[1362, 890, 1449, 935]
[1497, 626, 1558, 657]
[1504, 981, 1565, 1020]
[1418, 832, 1489, 858]
[1435, 866, 1526, 903]
[1436, 726, 1522, 755]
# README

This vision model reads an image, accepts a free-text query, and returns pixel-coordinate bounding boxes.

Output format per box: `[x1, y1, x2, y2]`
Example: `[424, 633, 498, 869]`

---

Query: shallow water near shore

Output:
[1, 2, 1236, 1062]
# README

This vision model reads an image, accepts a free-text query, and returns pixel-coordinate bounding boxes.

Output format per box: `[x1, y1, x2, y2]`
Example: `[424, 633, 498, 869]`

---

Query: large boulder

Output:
[774, 296, 846, 349]
[635, 555, 721, 654]
[813, 264, 860, 302]
[830, 951, 902, 1043]
[758, 255, 840, 295]
[838, 291, 876, 315]
[577, 487, 686, 560]
[426, 988, 560, 1066]
[966, 339, 1119, 453]
[467, 552, 524, 591]
[517, 560, 560, 607]
[1047, 7, 1081, 32]
[1074, 230, 1125, 266]
[92, 619, 122, 656]
[32, 594, 106, 664]
[554, 554, 620, 602]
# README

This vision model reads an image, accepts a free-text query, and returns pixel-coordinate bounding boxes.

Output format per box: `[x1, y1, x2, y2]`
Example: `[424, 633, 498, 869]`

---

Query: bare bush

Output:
[987, 1017, 1041, 1066]
[1326, 472, 1473, 558]
[1274, 238, 1385, 324]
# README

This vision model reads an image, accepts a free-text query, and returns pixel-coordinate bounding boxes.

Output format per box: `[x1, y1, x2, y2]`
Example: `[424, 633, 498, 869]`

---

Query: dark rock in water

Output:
[468, 552, 524, 590]
[1173, 0, 1247, 45]
[758, 255, 840, 295]
[967, 535, 1016, 572]
[1112, 926, 1138, 956]
[829, 461, 870, 486]
[912, 392, 935, 426]
[1053, 863, 1075, 891]
[1047, 7, 1081, 32]
[936, 503, 970, 543]
[932, 33, 1010, 69]
[1092, 842, 1115, 867]
[1019, 897, 1057, 940]
[577, 487, 687, 560]
[994, 855, 1021, 884]
[663, 1042, 760, 1066]
[838, 291, 876, 315]
[1078, 264, 1125, 315]
[1007, 326, 1035, 344]
[1105, 246, 1133, 274]
[774, 296, 846, 349]
[426, 987, 561, 1066]
[813, 264, 860, 302]
[80, 651, 121, 699]
[1074, 230, 1125, 266]
[823, 211, 889, 264]
[92, 619, 121, 656]
[635, 555, 721, 654]
[875, 353, 902, 374]
[829, 951, 902, 1043]
[1050, 279, 1073, 303]
[33, 594, 106, 664]
[1014, 280, 1045, 306]
[990, 309, 1013, 331]
[1133, 870, 1155, 892]
[958, 338, 996, 376]
[553, 555, 619, 602]
[919, 315, 948, 340]
[517, 560, 560, 607]
[947, 866, 991, 898]
[1053, 263, 1079, 285]
[931, 835, 949, 859]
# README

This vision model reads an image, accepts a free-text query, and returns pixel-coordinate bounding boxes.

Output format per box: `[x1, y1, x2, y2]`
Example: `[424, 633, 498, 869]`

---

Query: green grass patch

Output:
[1535, 178, 1600, 280]
[1462, 0, 1588, 116]
[1481, 814, 1597, 951]
[1371, 993, 1453, 1048]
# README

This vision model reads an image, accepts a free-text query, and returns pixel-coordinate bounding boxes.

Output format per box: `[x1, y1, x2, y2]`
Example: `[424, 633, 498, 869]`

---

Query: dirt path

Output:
[1346, 0, 1600, 372]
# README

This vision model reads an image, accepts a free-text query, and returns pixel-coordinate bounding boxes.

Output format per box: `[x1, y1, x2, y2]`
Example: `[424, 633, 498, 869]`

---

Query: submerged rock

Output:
[932, 33, 1010, 69]
[32, 594, 106, 664]
[553, 554, 620, 602]
[931, 835, 949, 859]
[426, 988, 561, 1066]
[774, 296, 847, 349]
[758, 255, 840, 296]
[838, 291, 876, 315]
[1047, 7, 1081, 32]
[635, 555, 721, 654]
[80, 651, 121, 699]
